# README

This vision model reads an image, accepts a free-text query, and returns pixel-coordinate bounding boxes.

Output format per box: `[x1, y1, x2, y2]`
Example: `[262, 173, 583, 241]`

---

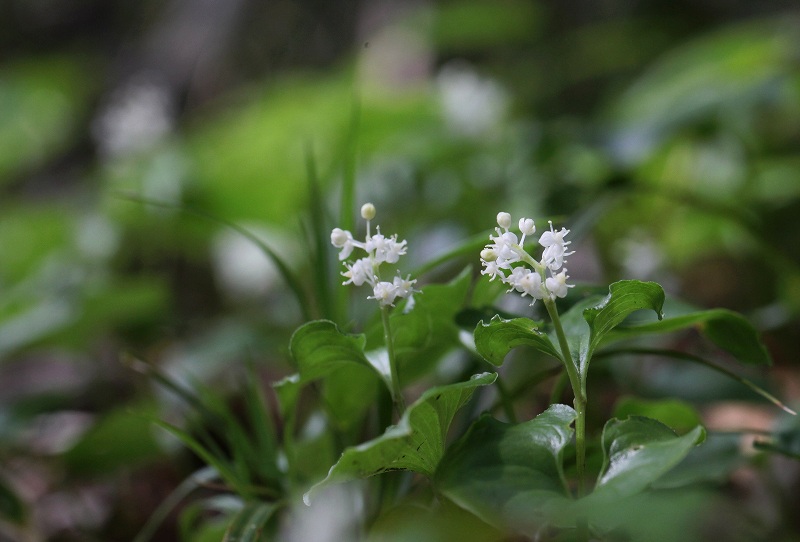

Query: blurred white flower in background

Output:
[92, 77, 174, 158]
[437, 61, 508, 138]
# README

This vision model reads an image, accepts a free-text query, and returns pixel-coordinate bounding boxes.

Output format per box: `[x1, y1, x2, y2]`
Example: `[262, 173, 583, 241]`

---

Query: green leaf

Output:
[63, 402, 164, 476]
[613, 396, 702, 435]
[0, 475, 26, 525]
[590, 417, 705, 502]
[369, 267, 473, 384]
[304, 372, 497, 503]
[556, 280, 664, 380]
[149, 417, 245, 496]
[223, 502, 279, 542]
[289, 320, 387, 387]
[473, 316, 562, 366]
[653, 433, 743, 489]
[584, 280, 665, 360]
[604, 308, 771, 366]
[435, 404, 576, 531]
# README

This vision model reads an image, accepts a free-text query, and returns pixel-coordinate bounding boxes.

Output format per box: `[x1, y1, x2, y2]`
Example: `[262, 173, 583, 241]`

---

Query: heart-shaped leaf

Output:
[289, 320, 382, 384]
[590, 417, 705, 502]
[435, 404, 576, 531]
[473, 316, 562, 366]
[584, 280, 665, 360]
[556, 281, 665, 381]
[304, 372, 497, 504]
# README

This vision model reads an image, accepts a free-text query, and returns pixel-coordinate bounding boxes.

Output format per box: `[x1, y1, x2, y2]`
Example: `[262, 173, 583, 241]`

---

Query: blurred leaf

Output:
[653, 433, 743, 489]
[149, 416, 248, 497]
[473, 316, 561, 366]
[133, 466, 219, 542]
[0, 475, 26, 525]
[431, 0, 541, 51]
[589, 417, 705, 502]
[607, 20, 799, 165]
[63, 402, 164, 475]
[0, 56, 89, 182]
[604, 308, 772, 366]
[375, 267, 474, 383]
[305, 372, 496, 503]
[755, 413, 800, 460]
[223, 501, 279, 542]
[0, 205, 73, 284]
[435, 404, 575, 532]
[613, 396, 702, 435]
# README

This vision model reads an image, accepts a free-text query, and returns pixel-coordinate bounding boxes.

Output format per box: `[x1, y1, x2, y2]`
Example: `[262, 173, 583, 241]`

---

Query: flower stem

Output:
[543, 297, 587, 498]
[381, 305, 405, 417]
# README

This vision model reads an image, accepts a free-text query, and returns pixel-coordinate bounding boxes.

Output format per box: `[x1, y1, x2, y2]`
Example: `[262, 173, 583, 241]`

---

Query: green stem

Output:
[543, 298, 587, 498]
[381, 305, 405, 417]
[596, 347, 797, 416]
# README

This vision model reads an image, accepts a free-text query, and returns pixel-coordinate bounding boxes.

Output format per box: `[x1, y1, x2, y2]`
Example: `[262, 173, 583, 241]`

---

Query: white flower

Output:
[505, 266, 532, 293]
[545, 270, 573, 299]
[480, 212, 575, 306]
[342, 257, 374, 287]
[369, 230, 407, 265]
[539, 221, 574, 271]
[518, 272, 544, 303]
[331, 227, 355, 260]
[392, 274, 417, 298]
[481, 259, 502, 281]
[370, 281, 399, 306]
[492, 231, 520, 264]
[333, 203, 416, 308]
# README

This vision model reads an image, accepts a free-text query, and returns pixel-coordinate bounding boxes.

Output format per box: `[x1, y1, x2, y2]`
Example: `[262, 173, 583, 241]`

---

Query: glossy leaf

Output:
[584, 280, 665, 360]
[289, 320, 378, 383]
[435, 404, 576, 531]
[223, 502, 279, 542]
[603, 308, 771, 365]
[304, 372, 497, 504]
[473, 316, 562, 366]
[554, 281, 664, 380]
[590, 417, 705, 502]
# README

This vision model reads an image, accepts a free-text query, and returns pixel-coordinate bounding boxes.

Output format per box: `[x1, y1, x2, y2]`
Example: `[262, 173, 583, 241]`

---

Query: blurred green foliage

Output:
[1, 0, 799, 540]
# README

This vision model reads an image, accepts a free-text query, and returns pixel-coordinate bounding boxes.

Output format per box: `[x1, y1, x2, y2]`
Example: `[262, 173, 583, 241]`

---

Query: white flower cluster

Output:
[480, 212, 575, 305]
[331, 203, 417, 307]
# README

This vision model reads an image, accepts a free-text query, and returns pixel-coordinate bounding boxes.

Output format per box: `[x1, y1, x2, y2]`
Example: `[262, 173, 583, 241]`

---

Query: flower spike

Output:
[479, 212, 575, 305]
[331, 204, 417, 307]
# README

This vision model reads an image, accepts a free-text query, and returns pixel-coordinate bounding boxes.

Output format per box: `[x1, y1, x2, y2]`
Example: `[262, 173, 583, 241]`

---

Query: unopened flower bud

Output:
[496, 212, 512, 230]
[519, 218, 536, 236]
[361, 203, 376, 220]
[480, 248, 497, 262]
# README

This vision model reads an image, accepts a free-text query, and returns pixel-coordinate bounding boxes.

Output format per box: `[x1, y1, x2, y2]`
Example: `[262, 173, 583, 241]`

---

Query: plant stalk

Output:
[543, 298, 587, 498]
[381, 305, 405, 417]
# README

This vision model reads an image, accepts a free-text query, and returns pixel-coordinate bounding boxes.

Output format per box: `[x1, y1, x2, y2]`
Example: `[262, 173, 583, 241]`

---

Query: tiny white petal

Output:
[496, 212, 512, 230]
